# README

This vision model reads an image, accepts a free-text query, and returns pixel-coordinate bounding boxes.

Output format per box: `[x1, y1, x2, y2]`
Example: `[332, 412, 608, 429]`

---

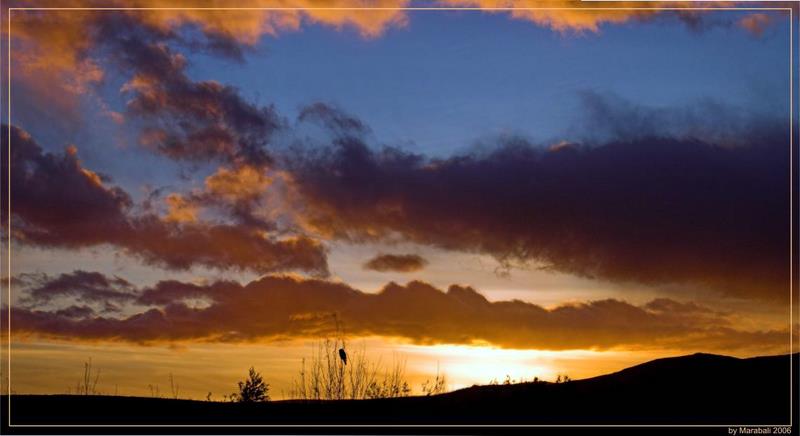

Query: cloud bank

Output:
[9, 271, 789, 353]
[284, 101, 790, 300]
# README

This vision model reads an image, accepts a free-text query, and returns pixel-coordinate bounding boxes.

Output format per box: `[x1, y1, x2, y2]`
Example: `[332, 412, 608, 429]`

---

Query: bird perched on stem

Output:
[339, 348, 347, 365]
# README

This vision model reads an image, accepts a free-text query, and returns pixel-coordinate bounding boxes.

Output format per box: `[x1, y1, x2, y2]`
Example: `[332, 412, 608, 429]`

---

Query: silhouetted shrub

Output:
[421, 363, 448, 396]
[290, 339, 414, 400]
[236, 367, 270, 402]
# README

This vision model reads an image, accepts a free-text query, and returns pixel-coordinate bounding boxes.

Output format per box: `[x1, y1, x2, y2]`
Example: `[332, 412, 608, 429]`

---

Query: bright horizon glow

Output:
[399, 344, 641, 390]
[6, 338, 671, 399]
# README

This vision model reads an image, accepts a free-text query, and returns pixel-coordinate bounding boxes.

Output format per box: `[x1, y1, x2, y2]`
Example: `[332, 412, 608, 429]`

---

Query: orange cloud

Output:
[130, 0, 409, 43]
[205, 165, 273, 202]
[1, 1, 400, 128]
[154, 164, 288, 233]
[436, 1, 762, 33]
[440, 0, 654, 33]
[9, 272, 791, 354]
[4, 0, 409, 94]
[738, 13, 772, 37]
[164, 193, 199, 223]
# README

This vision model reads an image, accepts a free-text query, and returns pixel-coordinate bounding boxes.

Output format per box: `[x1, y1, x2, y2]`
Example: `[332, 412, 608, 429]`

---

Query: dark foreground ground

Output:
[3, 352, 797, 430]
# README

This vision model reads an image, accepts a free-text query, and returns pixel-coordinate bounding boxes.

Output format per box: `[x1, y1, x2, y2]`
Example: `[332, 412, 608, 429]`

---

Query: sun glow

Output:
[398, 344, 629, 391]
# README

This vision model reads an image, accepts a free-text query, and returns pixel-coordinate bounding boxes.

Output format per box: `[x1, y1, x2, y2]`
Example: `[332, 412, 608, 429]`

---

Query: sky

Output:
[1, 1, 798, 400]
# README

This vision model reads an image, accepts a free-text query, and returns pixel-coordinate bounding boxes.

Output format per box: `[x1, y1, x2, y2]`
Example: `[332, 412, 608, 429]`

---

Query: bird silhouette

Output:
[338, 348, 347, 365]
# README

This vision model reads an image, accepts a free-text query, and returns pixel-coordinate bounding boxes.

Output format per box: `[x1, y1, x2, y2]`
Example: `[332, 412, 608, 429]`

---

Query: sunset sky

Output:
[1, 1, 798, 400]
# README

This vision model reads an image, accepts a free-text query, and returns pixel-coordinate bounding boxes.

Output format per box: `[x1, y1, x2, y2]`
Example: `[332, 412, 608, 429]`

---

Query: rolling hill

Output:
[4, 352, 797, 427]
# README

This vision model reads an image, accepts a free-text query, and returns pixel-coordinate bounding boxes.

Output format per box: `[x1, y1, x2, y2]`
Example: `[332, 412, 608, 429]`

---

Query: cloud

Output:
[106, 24, 281, 166]
[8, 272, 789, 353]
[151, 164, 290, 237]
[164, 193, 200, 223]
[129, 0, 410, 41]
[283, 100, 790, 300]
[437, 1, 785, 35]
[738, 13, 773, 37]
[53, 305, 98, 319]
[204, 165, 273, 202]
[364, 254, 428, 273]
[573, 91, 784, 146]
[121, 217, 329, 274]
[200, 165, 277, 229]
[299, 102, 370, 136]
[3, 5, 791, 301]
[1, 125, 134, 247]
[1, 124, 329, 276]
[3, 2, 407, 125]
[16, 271, 137, 306]
[441, 0, 659, 33]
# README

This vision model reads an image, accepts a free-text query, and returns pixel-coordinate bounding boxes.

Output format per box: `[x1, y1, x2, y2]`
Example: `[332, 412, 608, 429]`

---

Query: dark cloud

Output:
[1, 125, 133, 247]
[8, 272, 789, 353]
[2, 124, 329, 276]
[17, 271, 136, 306]
[573, 91, 785, 146]
[53, 305, 97, 319]
[284, 101, 790, 300]
[298, 102, 369, 136]
[364, 254, 428, 273]
[109, 31, 281, 167]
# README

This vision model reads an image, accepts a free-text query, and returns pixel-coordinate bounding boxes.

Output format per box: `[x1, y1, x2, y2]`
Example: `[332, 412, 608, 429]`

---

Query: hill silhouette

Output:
[4, 352, 796, 426]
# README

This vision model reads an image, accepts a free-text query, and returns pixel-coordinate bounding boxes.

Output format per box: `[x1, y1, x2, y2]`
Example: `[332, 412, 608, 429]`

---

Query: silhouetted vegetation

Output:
[169, 373, 180, 399]
[59, 347, 577, 402]
[75, 358, 101, 395]
[233, 367, 269, 403]
[420, 363, 447, 396]
[15, 353, 793, 425]
[487, 374, 551, 386]
[289, 339, 412, 400]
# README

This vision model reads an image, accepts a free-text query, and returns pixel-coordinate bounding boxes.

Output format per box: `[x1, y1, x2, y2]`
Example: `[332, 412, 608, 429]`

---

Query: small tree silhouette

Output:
[236, 367, 269, 402]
